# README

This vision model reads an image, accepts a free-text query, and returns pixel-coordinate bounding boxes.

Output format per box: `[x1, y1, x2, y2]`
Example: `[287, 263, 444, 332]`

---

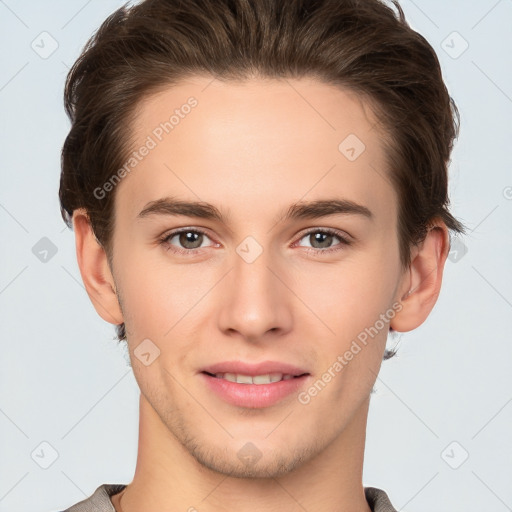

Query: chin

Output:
[191, 447, 309, 479]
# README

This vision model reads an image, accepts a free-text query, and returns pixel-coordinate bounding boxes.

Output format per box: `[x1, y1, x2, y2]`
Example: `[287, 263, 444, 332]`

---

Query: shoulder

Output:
[364, 486, 398, 512]
[56, 483, 126, 512]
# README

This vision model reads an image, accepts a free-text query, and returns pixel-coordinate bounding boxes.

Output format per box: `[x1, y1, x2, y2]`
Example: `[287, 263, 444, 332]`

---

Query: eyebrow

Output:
[136, 197, 374, 224]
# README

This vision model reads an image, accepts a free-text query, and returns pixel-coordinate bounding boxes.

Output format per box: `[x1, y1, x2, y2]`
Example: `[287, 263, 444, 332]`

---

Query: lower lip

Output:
[200, 372, 311, 408]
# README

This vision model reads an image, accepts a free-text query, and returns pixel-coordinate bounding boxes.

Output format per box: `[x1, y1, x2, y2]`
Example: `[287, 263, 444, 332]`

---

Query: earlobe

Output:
[72, 208, 124, 325]
[390, 219, 450, 333]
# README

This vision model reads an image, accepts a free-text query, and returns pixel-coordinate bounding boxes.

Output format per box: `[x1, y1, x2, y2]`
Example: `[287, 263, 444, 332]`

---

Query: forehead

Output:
[117, 75, 396, 227]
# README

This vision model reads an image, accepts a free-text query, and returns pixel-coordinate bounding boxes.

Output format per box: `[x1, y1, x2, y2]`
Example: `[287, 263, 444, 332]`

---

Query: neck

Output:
[114, 393, 373, 512]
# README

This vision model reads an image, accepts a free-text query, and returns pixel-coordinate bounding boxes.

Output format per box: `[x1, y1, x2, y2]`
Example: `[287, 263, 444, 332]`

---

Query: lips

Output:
[200, 366, 311, 408]
[200, 360, 309, 377]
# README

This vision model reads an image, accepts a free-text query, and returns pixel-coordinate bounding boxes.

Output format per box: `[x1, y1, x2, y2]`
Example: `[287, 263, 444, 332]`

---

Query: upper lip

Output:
[201, 360, 309, 377]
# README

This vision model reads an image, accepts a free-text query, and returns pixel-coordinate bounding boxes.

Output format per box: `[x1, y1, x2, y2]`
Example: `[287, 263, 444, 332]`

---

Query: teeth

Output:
[236, 374, 253, 384]
[213, 372, 295, 384]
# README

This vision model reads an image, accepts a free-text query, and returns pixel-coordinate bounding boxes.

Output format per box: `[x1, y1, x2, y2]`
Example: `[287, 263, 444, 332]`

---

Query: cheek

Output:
[116, 251, 179, 316]
[294, 256, 397, 337]
[117, 253, 211, 356]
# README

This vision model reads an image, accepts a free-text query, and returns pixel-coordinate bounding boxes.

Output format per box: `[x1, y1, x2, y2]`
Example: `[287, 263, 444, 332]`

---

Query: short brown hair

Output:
[59, 0, 466, 351]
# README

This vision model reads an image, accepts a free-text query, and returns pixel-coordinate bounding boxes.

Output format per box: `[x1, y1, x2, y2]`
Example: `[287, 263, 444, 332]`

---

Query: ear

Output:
[390, 219, 450, 333]
[72, 208, 124, 325]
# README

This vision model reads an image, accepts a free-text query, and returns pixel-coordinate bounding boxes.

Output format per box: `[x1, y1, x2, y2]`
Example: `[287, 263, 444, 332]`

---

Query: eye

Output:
[294, 228, 352, 255]
[158, 228, 215, 255]
[158, 227, 352, 257]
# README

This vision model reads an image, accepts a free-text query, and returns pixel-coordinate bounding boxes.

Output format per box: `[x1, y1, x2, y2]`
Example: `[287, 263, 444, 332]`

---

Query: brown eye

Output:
[175, 231, 204, 249]
[159, 228, 214, 254]
[307, 231, 335, 249]
[296, 228, 351, 255]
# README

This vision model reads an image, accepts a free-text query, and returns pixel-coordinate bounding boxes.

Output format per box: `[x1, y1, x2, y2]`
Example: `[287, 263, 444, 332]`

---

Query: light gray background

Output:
[1, 1, 511, 511]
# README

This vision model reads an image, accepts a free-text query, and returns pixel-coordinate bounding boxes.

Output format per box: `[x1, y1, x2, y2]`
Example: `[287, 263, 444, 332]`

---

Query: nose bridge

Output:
[234, 239, 275, 294]
[217, 237, 291, 337]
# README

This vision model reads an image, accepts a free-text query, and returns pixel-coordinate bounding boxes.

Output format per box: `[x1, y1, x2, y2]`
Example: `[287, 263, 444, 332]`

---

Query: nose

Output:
[216, 244, 293, 343]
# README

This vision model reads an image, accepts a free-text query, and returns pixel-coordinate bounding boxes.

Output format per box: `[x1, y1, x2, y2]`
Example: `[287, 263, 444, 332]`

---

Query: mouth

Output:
[199, 370, 311, 408]
[202, 371, 309, 384]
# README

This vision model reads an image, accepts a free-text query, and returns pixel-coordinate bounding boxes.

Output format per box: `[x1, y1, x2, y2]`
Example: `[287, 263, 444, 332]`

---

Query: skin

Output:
[72, 75, 450, 512]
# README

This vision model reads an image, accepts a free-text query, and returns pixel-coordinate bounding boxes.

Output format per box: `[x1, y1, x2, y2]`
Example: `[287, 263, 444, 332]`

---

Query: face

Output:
[109, 76, 407, 478]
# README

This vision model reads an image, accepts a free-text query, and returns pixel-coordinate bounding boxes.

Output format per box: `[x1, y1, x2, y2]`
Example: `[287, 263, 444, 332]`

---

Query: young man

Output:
[57, 0, 465, 510]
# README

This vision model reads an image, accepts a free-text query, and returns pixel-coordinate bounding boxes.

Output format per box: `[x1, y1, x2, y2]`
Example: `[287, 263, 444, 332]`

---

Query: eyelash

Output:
[157, 227, 352, 257]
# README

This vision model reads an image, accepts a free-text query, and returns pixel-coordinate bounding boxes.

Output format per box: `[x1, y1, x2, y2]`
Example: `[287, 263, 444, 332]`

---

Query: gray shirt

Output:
[59, 483, 398, 512]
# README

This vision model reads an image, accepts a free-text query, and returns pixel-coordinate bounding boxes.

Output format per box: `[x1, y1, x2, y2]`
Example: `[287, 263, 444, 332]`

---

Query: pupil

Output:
[312, 232, 331, 248]
[180, 231, 201, 249]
